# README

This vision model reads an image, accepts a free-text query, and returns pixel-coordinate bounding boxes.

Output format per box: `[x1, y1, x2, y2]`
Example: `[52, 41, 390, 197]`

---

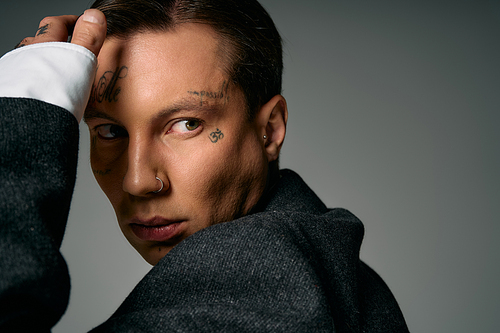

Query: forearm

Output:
[0, 10, 107, 331]
[0, 97, 79, 331]
[0, 17, 100, 331]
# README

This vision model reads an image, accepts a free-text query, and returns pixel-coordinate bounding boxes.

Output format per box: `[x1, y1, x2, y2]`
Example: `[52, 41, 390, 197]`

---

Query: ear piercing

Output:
[153, 176, 164, 194]
[263, 135, 268, 139]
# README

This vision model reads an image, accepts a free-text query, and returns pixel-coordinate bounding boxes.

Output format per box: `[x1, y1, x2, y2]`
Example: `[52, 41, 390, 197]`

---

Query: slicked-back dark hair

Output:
[90, 0, 283, 118]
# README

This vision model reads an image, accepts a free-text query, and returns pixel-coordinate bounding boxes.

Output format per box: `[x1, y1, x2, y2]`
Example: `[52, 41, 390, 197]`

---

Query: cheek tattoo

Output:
[92, 169, 111, 176]
[91, 135, 97, 150]
[209, 128, 224, 143]
[90, 66, 128, 104]
[90, 136, 111, 176]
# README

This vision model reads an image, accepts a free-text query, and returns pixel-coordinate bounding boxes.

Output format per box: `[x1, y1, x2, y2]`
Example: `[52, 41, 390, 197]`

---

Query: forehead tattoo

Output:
[90, 66, 129, 104]
[187, 80, 230, 106]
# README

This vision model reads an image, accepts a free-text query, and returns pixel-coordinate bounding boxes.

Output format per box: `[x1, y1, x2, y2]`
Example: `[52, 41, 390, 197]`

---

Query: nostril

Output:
[152, 176, 164, 194]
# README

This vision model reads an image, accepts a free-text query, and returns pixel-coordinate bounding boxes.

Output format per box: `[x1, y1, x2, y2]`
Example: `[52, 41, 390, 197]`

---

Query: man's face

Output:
[85, 24, 269, 265]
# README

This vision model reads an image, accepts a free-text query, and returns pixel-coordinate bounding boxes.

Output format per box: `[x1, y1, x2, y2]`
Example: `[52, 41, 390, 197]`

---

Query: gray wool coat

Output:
[0, 97, 408, 332]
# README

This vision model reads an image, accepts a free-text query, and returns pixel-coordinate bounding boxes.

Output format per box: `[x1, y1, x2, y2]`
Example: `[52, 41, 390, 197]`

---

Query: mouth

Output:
[129, 217, 185, 242]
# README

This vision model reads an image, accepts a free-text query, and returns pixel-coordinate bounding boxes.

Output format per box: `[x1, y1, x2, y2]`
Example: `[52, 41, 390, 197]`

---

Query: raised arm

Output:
[0, 10, 106, 332]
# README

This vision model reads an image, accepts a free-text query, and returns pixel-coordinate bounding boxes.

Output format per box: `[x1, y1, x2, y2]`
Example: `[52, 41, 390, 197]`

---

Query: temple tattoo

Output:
[188, 80, 230, 106]
[209, 128, 224, 143]
[90, 66, 128, 104]
[36, 24, 49, 36]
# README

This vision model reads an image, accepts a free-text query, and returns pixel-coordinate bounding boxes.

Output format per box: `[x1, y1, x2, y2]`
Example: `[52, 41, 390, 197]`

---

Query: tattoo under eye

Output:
[209, 128, 224, 143]
[93, 169, 111, 176]
[91, 135, 98, 150]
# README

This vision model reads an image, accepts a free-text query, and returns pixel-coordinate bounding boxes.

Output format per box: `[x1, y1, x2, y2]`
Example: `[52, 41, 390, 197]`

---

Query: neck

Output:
[248, 161, 281, 215]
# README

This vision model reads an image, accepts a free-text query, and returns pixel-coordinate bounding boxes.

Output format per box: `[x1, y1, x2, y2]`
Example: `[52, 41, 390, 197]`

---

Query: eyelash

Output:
[94, 124, 128, 140]
[167, 118, 203, 134]
[93, 118, 203, 141]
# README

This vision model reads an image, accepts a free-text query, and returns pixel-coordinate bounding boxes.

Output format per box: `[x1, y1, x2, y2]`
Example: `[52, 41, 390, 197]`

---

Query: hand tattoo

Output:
[15, 38, 29, 49]
[36, 24, 49, 36]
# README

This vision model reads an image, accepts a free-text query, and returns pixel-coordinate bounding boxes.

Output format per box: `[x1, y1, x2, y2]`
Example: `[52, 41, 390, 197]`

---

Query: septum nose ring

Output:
[153, 176, 164, 194]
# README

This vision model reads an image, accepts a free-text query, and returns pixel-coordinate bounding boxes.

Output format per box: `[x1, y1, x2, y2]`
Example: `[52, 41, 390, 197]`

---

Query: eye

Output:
[96, 124, 128, 139]
[169, 119, 202, 133]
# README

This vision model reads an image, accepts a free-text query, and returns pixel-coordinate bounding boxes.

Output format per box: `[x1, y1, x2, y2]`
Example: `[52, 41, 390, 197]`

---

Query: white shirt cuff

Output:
[0, 42, 97, 123]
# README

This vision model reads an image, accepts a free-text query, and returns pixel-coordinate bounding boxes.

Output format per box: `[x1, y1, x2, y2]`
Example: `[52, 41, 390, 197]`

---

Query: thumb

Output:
[71, 9, 107, 57]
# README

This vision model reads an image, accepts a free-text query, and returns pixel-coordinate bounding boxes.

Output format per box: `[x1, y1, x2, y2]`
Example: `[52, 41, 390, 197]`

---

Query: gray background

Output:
[1, 0, 499, 332]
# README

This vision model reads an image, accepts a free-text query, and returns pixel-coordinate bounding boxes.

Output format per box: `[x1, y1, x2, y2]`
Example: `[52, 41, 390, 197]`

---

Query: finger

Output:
[33, 15, 79, 43]
[71, 9, 107, 57]
[15, 37, 34, 49]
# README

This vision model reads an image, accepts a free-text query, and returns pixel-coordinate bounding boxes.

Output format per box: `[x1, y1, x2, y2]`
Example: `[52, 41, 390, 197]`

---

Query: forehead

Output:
[95, 24, 227, 108]
[98, 23, 221, 68]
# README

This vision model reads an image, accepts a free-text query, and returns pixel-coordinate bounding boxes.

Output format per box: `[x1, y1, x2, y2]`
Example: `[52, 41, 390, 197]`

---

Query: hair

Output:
[90, 0, 283, 119]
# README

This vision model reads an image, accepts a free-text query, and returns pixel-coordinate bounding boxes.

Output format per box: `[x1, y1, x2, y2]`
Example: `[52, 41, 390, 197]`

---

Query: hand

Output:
[15, 9, 107, 57]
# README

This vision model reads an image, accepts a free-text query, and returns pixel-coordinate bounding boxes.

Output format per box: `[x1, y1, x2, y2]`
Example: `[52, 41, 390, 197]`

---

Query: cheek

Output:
[173, 135, 267, 221]
[91, 169, 123, 209]
[90, 143, 127, 208]
[90, 137, 128, 168]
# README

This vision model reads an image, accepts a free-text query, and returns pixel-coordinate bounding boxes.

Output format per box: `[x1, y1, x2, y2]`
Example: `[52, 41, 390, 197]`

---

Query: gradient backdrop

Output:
[1, 1, 499, 332]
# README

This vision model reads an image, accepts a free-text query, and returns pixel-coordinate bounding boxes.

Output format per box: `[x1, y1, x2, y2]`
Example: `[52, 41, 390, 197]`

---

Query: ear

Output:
[256, 95, 288, 162]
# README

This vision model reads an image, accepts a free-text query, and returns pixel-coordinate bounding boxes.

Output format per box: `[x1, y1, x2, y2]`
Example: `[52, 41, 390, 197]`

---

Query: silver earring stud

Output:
[263, 135, 268, 139]
[153, 176, 164, 194]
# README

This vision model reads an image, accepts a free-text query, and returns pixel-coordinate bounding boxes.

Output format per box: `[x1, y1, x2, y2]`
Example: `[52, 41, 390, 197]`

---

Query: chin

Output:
[140, 245, 176, 266]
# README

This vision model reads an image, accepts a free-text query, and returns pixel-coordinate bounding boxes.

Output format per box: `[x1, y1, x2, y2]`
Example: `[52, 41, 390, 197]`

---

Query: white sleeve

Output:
[0, 42, 97, 123]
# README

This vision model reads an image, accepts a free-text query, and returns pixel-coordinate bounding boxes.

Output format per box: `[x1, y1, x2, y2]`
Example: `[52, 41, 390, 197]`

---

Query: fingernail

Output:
[81, 9, 105, 25]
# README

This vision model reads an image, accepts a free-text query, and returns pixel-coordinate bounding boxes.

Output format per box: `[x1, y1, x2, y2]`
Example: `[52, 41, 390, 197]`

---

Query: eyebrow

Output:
[83, 107, 122, 124]
[83, 99, 223, 125]
[151, 99, 223, 124]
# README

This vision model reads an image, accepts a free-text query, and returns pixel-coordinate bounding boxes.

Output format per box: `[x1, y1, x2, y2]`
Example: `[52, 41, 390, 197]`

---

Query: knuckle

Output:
[15, 37, 33, 48]
[73, 29, 98, 46]
[39, 16, 55, 26]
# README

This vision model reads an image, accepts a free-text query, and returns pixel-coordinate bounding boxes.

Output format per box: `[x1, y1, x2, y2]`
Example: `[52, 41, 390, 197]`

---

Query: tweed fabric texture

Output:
[0, 97, 78, 332]
[0, 97, 408, 332]
[92, 170, 408, 332]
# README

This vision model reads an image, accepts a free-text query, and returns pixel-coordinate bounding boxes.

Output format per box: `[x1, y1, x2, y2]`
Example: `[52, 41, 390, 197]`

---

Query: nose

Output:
[122, 138, 168, 196]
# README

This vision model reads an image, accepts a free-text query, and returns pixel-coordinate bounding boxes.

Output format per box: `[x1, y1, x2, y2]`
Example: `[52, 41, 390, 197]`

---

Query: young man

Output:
[0, 0, 408, 331]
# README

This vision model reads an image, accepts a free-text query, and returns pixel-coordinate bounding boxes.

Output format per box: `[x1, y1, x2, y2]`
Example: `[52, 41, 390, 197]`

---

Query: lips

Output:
[129, 217, 184, 242]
